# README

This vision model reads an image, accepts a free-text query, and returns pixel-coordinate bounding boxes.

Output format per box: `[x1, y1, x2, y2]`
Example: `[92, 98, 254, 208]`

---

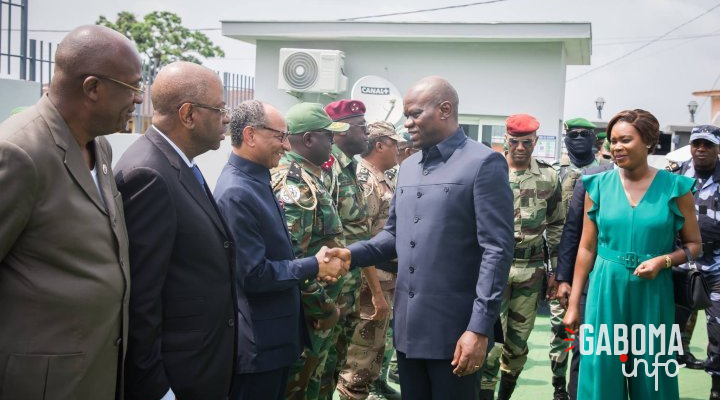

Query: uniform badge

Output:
[102, 163, 108, 174]
[279, 184, 301, 204]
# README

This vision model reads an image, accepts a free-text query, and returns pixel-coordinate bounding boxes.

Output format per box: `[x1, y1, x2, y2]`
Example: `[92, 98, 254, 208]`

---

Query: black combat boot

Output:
[370, 379, 401, 400]
[711, 375, 720, 400]
[479, 388, 495, 400]
[497, 372, 519, 400]
[678, 351, 706, 370]
[552, 376, 570, 400]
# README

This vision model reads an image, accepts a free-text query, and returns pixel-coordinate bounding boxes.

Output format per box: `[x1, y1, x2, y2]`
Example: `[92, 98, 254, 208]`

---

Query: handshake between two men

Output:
[314, 247, 353, 284]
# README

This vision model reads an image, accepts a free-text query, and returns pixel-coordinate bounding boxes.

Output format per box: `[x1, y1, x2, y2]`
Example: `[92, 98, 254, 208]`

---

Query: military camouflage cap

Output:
[596, 130, 607, 139]
[367, 121, 406, 142]
[286, 102, 349, 135]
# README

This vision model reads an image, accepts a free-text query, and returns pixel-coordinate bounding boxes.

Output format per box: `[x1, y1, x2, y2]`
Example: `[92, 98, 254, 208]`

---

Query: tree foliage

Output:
[96, 11, 225, 66]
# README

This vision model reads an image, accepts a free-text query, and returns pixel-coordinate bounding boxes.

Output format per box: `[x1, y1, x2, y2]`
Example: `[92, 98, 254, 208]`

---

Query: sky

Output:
[20, 0, 720, 127]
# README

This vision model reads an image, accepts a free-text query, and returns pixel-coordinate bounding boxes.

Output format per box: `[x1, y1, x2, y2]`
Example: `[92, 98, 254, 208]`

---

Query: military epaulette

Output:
[665, 161, 682, 173]
[287, 162, 303, 182]
[536, 159, 554, 168]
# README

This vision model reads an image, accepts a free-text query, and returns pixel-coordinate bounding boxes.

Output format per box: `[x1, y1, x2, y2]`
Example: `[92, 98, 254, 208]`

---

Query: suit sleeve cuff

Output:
[297, 256, 319, 279]
[466, 313, 494, 337]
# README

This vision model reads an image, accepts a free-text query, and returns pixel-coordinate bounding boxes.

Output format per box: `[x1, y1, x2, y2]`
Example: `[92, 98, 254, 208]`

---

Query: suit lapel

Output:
[145, 128, 228, 237]
[94, 138, 117, 221]
[37, 96, 108, 215]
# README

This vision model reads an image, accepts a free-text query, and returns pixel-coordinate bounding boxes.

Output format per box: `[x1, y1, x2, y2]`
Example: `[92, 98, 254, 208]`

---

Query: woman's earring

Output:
[646, 145, 651, 148]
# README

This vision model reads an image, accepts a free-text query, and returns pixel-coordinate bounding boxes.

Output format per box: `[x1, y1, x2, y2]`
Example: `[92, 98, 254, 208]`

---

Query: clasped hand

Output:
[315, 246, 351, 283]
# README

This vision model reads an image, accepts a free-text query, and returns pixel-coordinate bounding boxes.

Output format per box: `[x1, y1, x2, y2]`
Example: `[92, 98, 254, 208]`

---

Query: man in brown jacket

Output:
[0, 25, 141, 399]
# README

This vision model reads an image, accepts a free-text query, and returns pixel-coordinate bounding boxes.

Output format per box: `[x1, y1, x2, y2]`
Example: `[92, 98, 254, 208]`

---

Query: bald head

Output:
[151, 61, 220, 116]
[52, 25, 140, 93]
[406, 76, 459, 122]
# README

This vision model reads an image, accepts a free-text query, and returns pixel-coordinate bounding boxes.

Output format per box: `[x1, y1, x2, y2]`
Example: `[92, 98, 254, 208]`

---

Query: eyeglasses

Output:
[348, 123, 368, 132]
[507, 138, 534, 147]
[256, 125, 290, 142]
[566, 129, 594, 139]
[91, 74, 145, 95]
[180, 102, 231, 118]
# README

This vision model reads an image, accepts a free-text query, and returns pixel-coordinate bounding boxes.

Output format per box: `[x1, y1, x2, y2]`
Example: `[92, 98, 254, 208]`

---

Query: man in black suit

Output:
[115, 61, 252, 400]
[554, 162, 613, 400]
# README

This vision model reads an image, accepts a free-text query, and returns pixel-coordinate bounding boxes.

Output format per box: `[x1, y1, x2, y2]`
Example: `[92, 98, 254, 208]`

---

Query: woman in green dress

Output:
[563, 109, 702, 399]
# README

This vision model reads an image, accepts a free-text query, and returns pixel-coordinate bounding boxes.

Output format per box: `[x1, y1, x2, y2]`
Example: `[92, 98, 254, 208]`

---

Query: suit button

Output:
[423, 169, 429, 175]
[228, 318, 235, 327]
[224, 241, 231, 249]
[416, 192, 422, 198]
[115, 338, 122, 347]
[409, 291, 415, 298]
[410, 241, 415, 248]
[409, 266, 415, 273]
[413, 217, 420, 223]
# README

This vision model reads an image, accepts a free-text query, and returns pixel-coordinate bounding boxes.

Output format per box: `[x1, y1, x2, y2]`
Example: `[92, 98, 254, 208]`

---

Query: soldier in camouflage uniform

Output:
[380, 131, 415, 388]
[317, 100, 373, 400]
[546, 118, 610, 399]
[336, 122, 406, 400]
[480, 114, 564, 400]
[271, 103, 349, 400]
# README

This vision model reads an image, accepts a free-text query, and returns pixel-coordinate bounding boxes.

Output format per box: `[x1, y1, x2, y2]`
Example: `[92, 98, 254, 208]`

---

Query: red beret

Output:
[324, 100, 366, 121]
[506, 114, 540, 136]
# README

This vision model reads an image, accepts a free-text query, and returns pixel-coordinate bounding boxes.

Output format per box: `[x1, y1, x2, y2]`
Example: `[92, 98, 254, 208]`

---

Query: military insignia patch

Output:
[279, 184, 301, 204]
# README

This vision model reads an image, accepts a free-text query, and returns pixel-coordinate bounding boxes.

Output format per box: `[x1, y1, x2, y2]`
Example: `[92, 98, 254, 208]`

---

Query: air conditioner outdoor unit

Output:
[278, 48, 348, 94]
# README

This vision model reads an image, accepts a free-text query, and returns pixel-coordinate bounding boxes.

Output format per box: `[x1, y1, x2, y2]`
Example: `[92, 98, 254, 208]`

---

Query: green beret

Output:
[596, 130, 607, 139]
[564, 117, 596, 131]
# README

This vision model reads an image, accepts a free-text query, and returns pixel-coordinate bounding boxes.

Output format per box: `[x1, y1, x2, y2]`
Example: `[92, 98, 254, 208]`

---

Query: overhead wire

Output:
[567, 1, 720, 82]
[338, 0, 511, 21]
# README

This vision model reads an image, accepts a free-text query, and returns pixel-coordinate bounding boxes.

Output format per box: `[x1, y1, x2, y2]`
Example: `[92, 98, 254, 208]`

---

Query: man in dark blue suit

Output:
[214, 99, 348, 400]
[332, 76, 515, 399]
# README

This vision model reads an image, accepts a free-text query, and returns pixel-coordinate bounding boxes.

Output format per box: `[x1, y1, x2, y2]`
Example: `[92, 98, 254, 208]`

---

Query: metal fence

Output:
[1, 0, 54, 90]
[131, 61, 255, 133]
[1, 1, 254, 132]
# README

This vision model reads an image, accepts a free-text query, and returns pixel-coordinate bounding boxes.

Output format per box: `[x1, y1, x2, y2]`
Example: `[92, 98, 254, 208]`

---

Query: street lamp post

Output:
[688, 100, 699, 123]
[595, 97, 606, 120]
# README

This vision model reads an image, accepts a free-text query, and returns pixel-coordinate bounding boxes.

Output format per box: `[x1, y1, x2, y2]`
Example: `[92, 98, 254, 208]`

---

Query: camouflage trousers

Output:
[285, 278, 345, 400]
[318, 268, 363, 400]
[548, 298, 570, 377]
[336, 270, 396, 400]
[380, 317, 396, 381]
[480, 265, 545, 390]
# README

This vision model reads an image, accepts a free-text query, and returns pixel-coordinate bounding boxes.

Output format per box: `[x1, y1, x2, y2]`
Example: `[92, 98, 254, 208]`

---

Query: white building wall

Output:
[0, 78, 41, 118]
[254, 40, 567, 141]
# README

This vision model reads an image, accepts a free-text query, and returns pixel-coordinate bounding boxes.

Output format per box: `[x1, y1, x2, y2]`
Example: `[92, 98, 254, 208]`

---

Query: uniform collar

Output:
[332, 144, 355, 169]
[283, 151, 323, 179]
[360, 157, 392, 185]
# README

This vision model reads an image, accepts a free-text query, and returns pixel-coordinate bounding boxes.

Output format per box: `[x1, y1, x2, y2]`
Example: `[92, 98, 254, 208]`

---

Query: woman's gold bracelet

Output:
[664, 255, 672, 269]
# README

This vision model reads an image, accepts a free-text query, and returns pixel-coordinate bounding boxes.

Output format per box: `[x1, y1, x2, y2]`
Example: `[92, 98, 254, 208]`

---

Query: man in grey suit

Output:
[0, 25, 141, 399]
[115, 61, 252, 400]
[331, 76, 515, 399]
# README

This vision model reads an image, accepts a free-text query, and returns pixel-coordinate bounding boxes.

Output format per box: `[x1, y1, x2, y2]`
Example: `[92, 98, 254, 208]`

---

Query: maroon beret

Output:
[325, 100, 366, 121]
[506, 114, 540, 136]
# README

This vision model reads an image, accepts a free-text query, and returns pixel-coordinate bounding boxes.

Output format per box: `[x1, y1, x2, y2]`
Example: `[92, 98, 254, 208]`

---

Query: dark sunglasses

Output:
[566, 129, 594, 139]
[508, 138, 534, 147]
